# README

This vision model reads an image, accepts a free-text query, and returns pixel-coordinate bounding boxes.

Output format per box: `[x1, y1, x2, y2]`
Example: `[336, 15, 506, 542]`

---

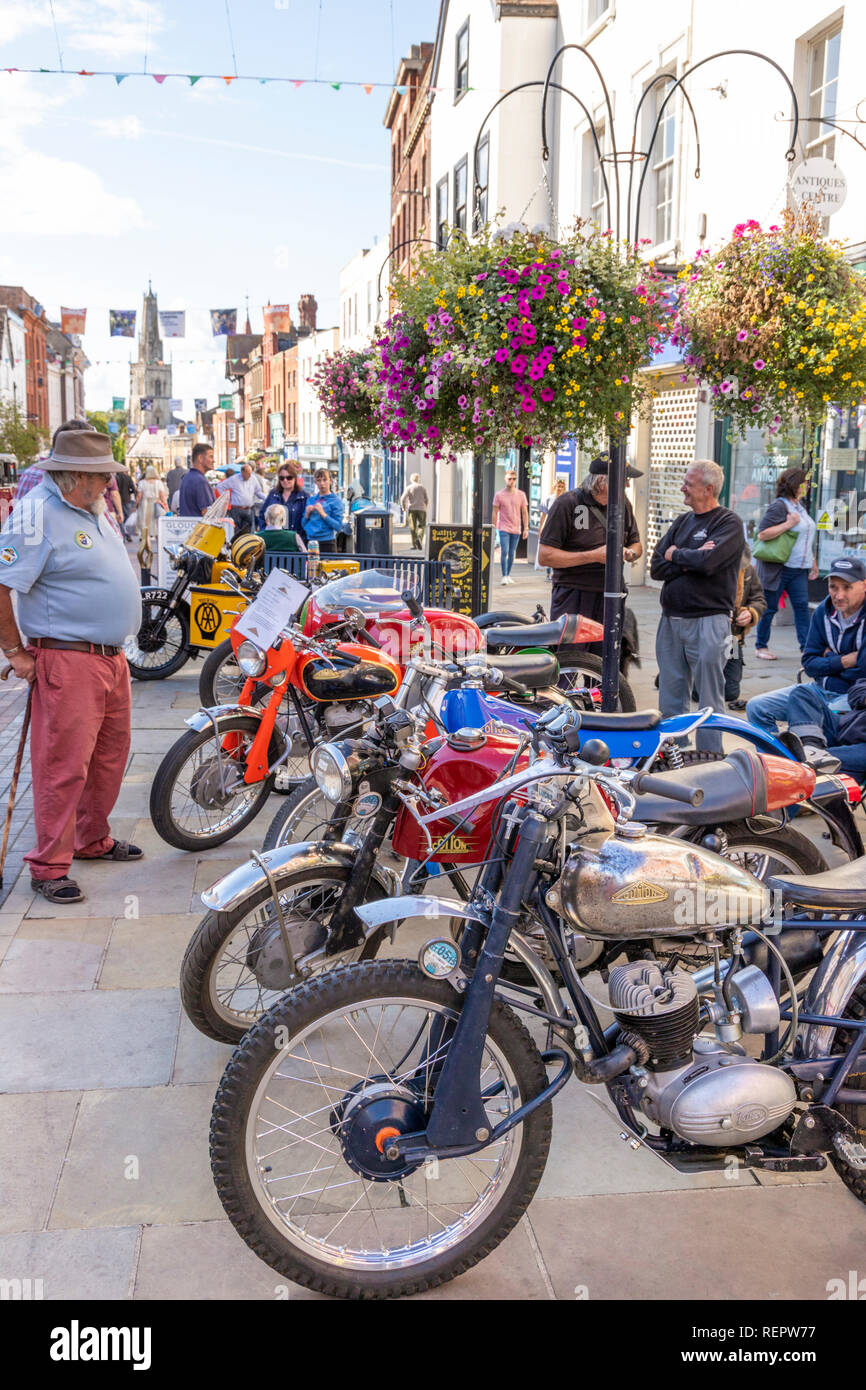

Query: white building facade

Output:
[338, 243, 391, 502]
[298, 326, 341, 476]
[0, 309, 27, 415]
[425, 0, 866, 578]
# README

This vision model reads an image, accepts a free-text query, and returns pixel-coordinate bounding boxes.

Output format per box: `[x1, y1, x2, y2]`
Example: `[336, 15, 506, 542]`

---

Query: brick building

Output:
[0, 287, 50, 433]
[213, 409, 239, 472]
[384, 43, 434, 286]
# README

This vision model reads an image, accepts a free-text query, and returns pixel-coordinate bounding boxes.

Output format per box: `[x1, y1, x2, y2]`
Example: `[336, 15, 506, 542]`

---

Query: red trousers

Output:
[25, 649, 131, 880]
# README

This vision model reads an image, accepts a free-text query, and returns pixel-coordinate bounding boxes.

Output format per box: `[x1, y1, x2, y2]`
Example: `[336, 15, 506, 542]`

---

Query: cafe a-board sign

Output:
[427, 524, 492, 615]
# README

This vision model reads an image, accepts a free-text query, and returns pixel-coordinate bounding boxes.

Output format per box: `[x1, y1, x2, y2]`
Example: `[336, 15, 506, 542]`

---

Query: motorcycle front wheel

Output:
[150, 715, 277, 851]
[125, 594, 190, 680]
[210, 959, 552, 1299]
[180, 863, 388, 1043]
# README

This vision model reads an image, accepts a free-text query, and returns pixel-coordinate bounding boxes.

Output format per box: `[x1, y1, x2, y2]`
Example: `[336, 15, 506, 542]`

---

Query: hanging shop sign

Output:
[790, 158, 848, 218]
[427, 523, 491, 616]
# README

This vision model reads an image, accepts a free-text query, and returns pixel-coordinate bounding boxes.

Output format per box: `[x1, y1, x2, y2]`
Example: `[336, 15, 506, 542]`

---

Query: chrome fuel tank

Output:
[554, 831, 769, 940]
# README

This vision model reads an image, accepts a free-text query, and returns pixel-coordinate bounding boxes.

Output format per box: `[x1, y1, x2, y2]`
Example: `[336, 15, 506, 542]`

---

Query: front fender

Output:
[184, 703, 270, 733]
[799, 932, 866, 1059]
[200, 841, 402, 914]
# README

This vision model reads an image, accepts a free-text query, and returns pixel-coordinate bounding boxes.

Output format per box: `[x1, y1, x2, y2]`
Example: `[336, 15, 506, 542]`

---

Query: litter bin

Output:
[353, 507, 392, 556]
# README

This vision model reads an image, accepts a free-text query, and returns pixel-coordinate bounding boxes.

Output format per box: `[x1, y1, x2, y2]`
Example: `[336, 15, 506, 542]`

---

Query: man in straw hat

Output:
[0, 430, 143, 904]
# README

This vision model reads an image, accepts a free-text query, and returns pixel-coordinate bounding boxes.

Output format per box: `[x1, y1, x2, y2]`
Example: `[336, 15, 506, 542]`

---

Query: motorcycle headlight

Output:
[236, 639, 267, 678]
[310, 743, 353, 803]
[165, 543, 184, 571]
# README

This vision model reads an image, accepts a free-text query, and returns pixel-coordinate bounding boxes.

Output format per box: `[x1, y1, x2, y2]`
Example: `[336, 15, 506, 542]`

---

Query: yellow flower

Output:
[490, 384, 498, 394]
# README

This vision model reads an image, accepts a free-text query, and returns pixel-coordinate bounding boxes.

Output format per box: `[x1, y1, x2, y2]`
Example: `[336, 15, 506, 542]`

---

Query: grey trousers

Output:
[655, 611, 731, 753]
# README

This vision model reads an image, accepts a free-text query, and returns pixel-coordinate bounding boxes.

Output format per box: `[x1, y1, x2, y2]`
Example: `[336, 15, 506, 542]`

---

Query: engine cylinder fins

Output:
[609, 962, 699, 1070]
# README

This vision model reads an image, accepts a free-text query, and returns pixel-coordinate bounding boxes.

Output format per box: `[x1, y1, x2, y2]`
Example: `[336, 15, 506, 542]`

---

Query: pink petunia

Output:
[753, 359, 765, 370]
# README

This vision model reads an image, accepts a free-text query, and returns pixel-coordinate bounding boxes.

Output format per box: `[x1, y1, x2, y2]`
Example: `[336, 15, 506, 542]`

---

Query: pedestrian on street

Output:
[534, 477, 567, 571]
[114, 464, 136, 521]
[135, 465, 168, 538]
[303, 468, 343, 554]
[178, 443, 215, 517]
[217, 461, 262, 535]
[753, 466, 818, 660]
[650, 459, 745, 753]
[537, 456, 643, 645]
[724, 549, 767, 710]
[745, 555, 866, 750]
[164, 459, 186, 508]
[0, 429, 143, 904]
[258, 464, 307, 539]
[400, 473, 429, 551]
[492, 468, 528, 585]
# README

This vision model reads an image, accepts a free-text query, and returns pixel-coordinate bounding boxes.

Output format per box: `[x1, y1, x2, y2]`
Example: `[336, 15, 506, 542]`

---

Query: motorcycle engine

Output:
[323, 701, 369, 735]
[608, 962, 796, 1146]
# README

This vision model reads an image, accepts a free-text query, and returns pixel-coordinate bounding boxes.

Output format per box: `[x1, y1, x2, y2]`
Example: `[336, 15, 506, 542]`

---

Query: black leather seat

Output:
[484, 616, 568, 649]
[580, 709, 661, 731]
[634, 747, 767, 825]
[767, 854, 866, 910]
[492, 651, 559, 689]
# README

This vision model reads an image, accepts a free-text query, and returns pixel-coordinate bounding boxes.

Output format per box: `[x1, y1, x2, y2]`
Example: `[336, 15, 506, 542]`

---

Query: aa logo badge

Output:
[195, 602, 221, 638]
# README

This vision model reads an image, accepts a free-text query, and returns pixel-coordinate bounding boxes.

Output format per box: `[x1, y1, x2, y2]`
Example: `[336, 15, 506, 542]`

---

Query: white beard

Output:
[88, 497, 108, 516]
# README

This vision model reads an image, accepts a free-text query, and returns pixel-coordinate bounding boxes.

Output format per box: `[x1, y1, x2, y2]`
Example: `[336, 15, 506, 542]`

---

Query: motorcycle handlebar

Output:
[630, 770, 704, 807]
[401, 590, 424, 619]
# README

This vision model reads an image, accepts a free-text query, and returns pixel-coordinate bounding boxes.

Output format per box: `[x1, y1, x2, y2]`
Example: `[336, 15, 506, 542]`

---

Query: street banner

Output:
[112, 396, 125, 412]
[427, 523, 492, 616]
[194, 398, 207, 411]
[159, 310, 186, 337]
[126, 424, 137, 435]
[167, 425, 178, 436]
[60, 307, 86, 334]
[210, 308, 237, 336]
[168, 398, 182, 411]
[139, 396, 154, 411]
[263, 303, 292, 334]
[186, 423, 196, 434]
[148, 426, 158, 434]
[218, 394, 233, 410]
[107, 422, 119, 434]
[109, 309, 136, 337]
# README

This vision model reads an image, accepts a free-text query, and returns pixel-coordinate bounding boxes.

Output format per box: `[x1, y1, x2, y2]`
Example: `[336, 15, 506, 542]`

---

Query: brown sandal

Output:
[95, 840, 143, 861]
[31, 876, 86, 903]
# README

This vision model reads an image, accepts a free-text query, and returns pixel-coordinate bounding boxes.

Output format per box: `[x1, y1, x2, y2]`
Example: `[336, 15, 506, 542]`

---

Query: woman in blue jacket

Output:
[303, 468, 343, 552]
[257, 465, 308, 540]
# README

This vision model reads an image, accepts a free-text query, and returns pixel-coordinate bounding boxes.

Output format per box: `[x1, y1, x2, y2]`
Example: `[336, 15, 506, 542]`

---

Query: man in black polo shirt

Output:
[650, 459, 745, 752]
[537, 456, 643, 652]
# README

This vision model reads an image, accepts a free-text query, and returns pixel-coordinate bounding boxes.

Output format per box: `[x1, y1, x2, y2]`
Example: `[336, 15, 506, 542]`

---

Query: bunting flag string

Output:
[0, 66, 465, 95]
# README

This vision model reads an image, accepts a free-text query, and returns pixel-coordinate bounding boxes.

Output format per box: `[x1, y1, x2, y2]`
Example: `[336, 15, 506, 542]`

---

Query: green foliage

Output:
[0, 402, 45, 465]
[86, 408, 128, 464]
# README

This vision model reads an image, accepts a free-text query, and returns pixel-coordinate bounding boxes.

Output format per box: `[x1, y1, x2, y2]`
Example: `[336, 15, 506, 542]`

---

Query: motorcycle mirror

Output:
[344, 606, 365, 626]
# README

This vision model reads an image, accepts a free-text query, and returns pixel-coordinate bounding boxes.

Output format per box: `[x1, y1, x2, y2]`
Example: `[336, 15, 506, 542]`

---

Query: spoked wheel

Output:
[262, 778, 366, 852]
[702, 821, 826, 881]
[554, 648, 636, 712]
[125, 595, 190, 680]
[149, 715, 277, 851]
[826, 978, 866, 1203]
[210, 960, 552, 1298]
[181, 864, 387, 1043]
[199, 640, 260, 707]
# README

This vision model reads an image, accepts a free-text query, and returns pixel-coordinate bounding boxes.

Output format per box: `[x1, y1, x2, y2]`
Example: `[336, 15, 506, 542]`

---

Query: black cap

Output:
[588, 454, 643, 480]
[829, 555, 866, 584]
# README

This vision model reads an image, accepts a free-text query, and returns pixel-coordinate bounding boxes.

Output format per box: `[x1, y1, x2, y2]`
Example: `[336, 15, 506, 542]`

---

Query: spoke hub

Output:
[189, 757, 241, 809]
[335, 1080, 427, 1182]
[245, 917, 327, 989]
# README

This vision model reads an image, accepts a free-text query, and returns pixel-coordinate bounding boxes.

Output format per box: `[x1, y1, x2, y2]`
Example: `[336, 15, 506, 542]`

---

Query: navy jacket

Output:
[802, 595, 866, 694]
[258, 486, 308, 540]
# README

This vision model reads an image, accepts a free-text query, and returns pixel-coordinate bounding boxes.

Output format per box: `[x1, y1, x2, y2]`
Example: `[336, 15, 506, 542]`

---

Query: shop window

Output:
[436, 176, 449, 249]
[584, 0, 612, 28]
[453, 157, 468, 233]
[581, 119, 607, 229]
[648, 77, 676, 246]
[455, 20, 469, 102]
[806, 24, 842, 161]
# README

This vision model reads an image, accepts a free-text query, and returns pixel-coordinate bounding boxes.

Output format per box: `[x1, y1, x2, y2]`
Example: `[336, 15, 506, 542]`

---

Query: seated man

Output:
[261, 502, 305, 553]
[785, 676, 866, 777]
[746, 556, 866, 738]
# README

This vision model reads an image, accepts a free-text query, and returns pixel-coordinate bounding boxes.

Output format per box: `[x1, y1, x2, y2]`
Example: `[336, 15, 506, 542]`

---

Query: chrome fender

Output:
[799, 931, 866, 1059]
[200, 841, 402, 915]
[184, 702, 270, 733]
[354, 897, 566, 1023]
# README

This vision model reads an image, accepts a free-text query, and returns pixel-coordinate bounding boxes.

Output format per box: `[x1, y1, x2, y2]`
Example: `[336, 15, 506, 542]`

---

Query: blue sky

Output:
[0, 0, 440, 411]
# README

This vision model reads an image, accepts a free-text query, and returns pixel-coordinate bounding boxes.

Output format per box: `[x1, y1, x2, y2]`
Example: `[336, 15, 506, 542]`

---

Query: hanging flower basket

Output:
[310, 347, 381, 445]
[376, 225, 671, 462]
[675, 208, 866, 435]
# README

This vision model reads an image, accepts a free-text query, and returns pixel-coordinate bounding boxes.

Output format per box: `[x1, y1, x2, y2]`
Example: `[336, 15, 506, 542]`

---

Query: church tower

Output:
[129, 284, 173, 429]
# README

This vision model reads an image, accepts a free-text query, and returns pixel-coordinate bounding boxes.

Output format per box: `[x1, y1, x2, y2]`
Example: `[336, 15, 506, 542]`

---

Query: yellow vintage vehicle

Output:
[125, 522, 265, 681]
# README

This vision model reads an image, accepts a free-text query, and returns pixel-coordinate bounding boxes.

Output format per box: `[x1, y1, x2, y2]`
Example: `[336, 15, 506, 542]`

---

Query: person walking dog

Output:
[0, 430, 143, 904]
[650, 459, 745, 753]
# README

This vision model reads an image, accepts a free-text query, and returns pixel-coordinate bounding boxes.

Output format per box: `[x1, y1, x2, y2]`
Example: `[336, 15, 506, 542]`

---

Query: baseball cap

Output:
[829, 555, 866, 583]
[588, 454, 643, 480]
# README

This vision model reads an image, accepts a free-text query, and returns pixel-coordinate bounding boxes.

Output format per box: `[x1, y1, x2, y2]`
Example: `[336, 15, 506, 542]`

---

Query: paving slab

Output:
[50, 1084, 224, 1229]
[527, 1182, 864, 1300]
[0, 1091, 81, 1234]
[24, 853, 198, 920]
[170, 1011, 233, 1086]
[0, 1226, 139, 1300]
[98, 913, 195, 991]
[0, 988, 178, 1092]
[0, 918, 113, 993]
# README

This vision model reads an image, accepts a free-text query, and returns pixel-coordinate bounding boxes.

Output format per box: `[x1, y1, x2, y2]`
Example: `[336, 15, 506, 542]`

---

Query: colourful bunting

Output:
[0, 67, 493, 95]
[222, 76, 236, 86]
[114, 74, 128, 85]
[363, 85, 373, 94]
[109, 309, 136, 337]
[188, 75, 202, 85]
[331, 83, 341, 91]
[60, 307, 86, 334]
[78, 70, 94, 76]
[153, 74, 166, 84]
[292, 80, 304, 88]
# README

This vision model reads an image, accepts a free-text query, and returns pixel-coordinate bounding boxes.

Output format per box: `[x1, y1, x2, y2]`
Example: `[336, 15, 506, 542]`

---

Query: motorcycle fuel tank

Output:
[556, 832, 769, 939]
[296, 645, 402, 702]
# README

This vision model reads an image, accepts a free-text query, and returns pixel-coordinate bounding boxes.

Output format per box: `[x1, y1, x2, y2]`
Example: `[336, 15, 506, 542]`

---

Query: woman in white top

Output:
[135, 464, 169, 536]
[753, 466, 818, 658]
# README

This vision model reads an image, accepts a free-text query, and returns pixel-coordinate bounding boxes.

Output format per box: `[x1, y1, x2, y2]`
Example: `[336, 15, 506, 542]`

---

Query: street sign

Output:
[427, 523, 491, 616]
[790, 157, 847, 218]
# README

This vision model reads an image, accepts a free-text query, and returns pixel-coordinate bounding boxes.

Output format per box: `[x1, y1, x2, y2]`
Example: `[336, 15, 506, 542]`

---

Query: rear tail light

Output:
[758, 753, 816, 811]
[839, 774, 863, 805]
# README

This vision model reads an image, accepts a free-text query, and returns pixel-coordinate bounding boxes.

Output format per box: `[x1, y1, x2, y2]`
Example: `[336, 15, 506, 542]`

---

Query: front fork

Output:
[324, 792, 402, 952]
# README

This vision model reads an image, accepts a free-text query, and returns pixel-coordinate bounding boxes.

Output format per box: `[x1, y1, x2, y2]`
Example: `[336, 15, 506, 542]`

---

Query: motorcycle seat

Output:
[492, 651, 559, 689]
[767, 854, 866, 910]
[485, 615, 569, 649]
[633, 748, 770, 825]
[580, 709, 661, 731]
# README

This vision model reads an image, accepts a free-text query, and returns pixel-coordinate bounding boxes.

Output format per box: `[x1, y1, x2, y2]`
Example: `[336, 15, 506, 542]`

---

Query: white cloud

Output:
[0, 148, 147, 236]
[89, 114, 145, 140]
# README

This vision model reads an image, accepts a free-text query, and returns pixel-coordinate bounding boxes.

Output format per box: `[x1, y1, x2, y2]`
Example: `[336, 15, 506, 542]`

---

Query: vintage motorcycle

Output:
[208, 703, 866, 1299]
[181, 643, 856, 1044]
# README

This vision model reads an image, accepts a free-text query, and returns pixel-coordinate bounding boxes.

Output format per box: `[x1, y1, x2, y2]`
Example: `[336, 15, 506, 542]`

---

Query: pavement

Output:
[0, 539, 860, 1302]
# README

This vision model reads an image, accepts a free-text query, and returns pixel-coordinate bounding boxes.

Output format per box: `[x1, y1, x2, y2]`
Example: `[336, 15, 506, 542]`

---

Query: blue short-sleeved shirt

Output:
[0, 476, 142, 644]
[303, 492, 344, 541]
[178, 469, 215, 517]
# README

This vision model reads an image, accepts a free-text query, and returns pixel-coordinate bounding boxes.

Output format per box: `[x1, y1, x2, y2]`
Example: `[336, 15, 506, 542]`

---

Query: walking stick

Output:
[0, 666, 33, 887]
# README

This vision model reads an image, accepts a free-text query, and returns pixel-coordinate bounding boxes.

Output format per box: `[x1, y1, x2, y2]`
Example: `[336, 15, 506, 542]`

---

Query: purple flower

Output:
[720, 381, 732, 394]
[736, 330, 748, 342]
[753, 359, 765, 370]
[540, 387, 555, 402]
[521, 397, 536, 413]
[531, 287, 545, 301]
[438, 311, 452, 325]
[457, 394, 468, 409]
[495, 347, 510, 363]
[511, 356, 527, 376]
